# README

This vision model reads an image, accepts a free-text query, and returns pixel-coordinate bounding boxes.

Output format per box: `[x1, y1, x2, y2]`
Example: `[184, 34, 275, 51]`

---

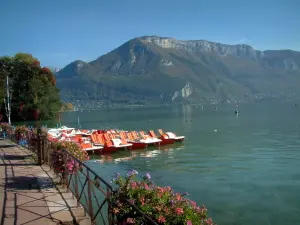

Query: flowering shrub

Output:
[14, 125, 31, 145]
[15, 125, 29, 136]
[42, 67, 51, 73]
[33, 60, 40, 67]
[0, 122, 11, 132]
[51, 141, 89, 175]
[111, 170, 214, 225]
[0, 122, 10, 138]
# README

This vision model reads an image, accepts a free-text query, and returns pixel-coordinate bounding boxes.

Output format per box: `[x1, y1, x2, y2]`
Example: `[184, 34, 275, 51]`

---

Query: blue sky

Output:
[1, 0, 299, 67]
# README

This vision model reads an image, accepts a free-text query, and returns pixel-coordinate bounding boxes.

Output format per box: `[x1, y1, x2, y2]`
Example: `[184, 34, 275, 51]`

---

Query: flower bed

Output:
[111, 170, 214, 225]
[51, 141, 89, 175]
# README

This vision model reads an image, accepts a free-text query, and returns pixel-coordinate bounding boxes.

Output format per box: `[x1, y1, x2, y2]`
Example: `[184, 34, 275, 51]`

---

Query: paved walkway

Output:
[0, 139, 91, 225]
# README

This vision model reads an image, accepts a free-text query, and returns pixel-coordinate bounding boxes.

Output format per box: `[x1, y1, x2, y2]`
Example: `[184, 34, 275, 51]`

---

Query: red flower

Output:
[42, 67, 51, 73]
[131, 181, 137, 189]
[33, 60, 40, 66]
[139, 197, 145, 205]
[175, 208, 184, 215]
[158, 215, 166, 223]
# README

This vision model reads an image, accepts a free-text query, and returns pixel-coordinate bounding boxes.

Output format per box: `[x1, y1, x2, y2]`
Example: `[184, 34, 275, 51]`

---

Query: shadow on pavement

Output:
[0, 144, 17, 149]
[0, 154, 32, 160]
[0, 143, 81, 225]
[5, 176, 54, 190]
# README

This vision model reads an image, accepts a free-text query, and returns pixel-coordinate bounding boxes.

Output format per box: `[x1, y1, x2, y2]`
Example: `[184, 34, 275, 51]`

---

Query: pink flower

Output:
[157, 187, 164, 193]
[126, 218, 135, 224]
[206, 218, 213, 225]
[144, 183, 149, 190]
[131, 182, 137, 189]
[201, 205, 207, 213]
[187, 220, 193, 225]
[165, 186, 172, 192]
[175, 207, 184, 215]
[158, 215, 166, 223]
[140, 197, 145, 205]
[155, 206, 162, 212]
[190, 200, 197, 207]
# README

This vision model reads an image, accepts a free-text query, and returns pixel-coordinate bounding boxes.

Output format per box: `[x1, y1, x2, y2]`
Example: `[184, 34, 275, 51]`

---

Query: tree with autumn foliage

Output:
[0, 53, 61, 121]
[59, 102, 74, 112]
[64, 103, 74, 111]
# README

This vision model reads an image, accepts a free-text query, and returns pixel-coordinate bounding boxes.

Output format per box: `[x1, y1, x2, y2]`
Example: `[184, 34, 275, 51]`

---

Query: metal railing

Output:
[1, 127, 158, 225]
[61, 149, 114, 224]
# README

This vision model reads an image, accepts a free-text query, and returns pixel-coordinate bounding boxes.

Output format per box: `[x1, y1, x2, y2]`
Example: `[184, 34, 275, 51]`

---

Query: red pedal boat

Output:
[120, 131, 148, 150]
[158, 129, 185, 142]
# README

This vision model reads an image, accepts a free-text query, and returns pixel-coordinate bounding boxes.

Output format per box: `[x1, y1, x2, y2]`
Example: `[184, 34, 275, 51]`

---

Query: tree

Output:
[65, 103, 74, 111]
[0, 53, 62, 121]
[59, 104, 65, 112]
[14, 53, 38, 65]
[0, 68, 5, 105]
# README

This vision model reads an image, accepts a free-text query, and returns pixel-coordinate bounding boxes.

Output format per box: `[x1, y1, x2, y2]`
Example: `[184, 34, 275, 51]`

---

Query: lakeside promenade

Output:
[0, 139, 90, 225]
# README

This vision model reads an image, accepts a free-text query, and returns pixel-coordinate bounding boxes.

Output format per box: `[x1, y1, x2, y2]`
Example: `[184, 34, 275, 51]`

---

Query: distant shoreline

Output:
[60, 99, 299, 112]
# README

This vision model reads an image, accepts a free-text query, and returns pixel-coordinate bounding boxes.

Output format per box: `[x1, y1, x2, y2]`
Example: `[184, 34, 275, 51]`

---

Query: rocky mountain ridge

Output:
[140, 36, 299, 70]
[56, 36, 300, 104]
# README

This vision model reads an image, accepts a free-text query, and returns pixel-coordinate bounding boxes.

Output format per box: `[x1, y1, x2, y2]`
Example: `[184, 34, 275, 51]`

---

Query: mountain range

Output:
[56, 36, 300, 104]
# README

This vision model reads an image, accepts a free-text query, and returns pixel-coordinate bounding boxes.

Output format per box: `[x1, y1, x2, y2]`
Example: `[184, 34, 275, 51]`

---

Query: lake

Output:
[59, 103, 300, 225]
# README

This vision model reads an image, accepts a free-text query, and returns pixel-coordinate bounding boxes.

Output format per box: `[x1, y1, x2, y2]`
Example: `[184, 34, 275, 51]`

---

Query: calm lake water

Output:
[60, 103, 300, 225]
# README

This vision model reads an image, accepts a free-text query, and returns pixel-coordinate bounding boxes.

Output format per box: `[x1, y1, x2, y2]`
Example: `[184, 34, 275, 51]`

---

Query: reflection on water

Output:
[89, 144, 184, 164]
[183, 105, 192, 132]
